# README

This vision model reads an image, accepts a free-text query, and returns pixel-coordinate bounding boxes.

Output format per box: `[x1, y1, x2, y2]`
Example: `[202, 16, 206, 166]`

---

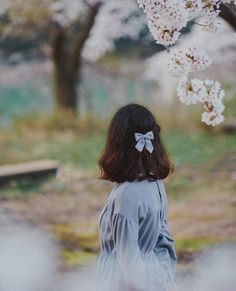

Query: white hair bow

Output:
[134, 131, 154, 153]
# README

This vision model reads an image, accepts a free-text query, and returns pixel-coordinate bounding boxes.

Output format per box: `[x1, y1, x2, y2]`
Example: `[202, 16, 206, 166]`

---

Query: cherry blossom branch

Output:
[137, 0, 236, 126]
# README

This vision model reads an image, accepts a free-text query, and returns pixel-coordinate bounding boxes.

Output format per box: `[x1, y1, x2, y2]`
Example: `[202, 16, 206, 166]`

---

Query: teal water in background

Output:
[0, 81, 54, 127]
[0, 63, 158, 127]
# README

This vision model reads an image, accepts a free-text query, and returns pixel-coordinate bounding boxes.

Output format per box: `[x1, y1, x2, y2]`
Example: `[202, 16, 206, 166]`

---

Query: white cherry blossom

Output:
[184, 0, 203, 19]
[139, 0, 236, 126]
[168, 47, 212, 77]
[177, 76, 207, 105]
[139, 0, 189, 46]
[177, 76, 226, 125]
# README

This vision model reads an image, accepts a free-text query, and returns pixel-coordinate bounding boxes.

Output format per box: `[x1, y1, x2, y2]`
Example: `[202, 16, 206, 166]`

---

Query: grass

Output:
[0, 110, 235, 264]
[175, 236, 232, 252]
[0, 115, 235, 260]
[0, 175, 56, 198]
[53, 224, 99, 252]
[0, 133, 105, 175]
[1, 113, 235, 172]
[60, 249, 96, 268]
[0, 111, 106, 172]
[163, 130, 236, 167]
[0, 111, 235, 200]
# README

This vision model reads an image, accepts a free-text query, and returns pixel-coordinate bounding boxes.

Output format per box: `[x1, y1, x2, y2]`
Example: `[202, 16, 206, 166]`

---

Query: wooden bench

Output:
[0, 160, 60, 184]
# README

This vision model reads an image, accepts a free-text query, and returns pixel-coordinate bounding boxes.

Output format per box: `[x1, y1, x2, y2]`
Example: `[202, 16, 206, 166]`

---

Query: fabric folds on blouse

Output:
[95, 179, 177, 291]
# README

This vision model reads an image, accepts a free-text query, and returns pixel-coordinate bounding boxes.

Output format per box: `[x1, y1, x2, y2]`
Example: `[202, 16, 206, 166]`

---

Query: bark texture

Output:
[49, 3, 101, 114]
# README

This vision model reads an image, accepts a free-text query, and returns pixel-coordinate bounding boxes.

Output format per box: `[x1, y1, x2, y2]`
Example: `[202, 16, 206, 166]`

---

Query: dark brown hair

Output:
[98, 103, 174, 183]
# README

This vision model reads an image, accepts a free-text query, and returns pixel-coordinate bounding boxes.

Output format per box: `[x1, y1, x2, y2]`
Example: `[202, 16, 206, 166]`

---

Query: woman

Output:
[94, 103, 178, 291]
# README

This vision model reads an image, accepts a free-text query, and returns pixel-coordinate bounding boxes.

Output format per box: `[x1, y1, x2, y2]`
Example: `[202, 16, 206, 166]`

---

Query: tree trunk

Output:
[49, 21, 79, 114]
[53, 58, 81, 114]
[48, 3, 101, 116]
[220, 3, 236, 30]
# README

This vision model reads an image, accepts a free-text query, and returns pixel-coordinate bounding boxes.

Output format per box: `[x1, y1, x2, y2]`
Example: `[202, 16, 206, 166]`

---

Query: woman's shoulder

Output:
[118, 178, 164, 189]
[112, 178, 164, 201]
[110, 179, 165, 221]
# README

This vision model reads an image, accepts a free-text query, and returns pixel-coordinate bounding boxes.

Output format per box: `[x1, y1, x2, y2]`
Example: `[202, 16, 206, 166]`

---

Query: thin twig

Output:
[192, 21, 209, 27]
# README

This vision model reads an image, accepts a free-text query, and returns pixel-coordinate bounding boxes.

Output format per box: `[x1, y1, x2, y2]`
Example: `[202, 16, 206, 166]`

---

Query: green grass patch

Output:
[1, 124, 235, 172]
[163, 130, 236, 167]
[53, 224, 99, 252]
[0, 175, 56, 198]
[60, 249, 96, 268]
[0, 112, 235, 199]
[166, 175, 193, 201]
[175, 236, 227, 252]
[0, 132, 105, 172]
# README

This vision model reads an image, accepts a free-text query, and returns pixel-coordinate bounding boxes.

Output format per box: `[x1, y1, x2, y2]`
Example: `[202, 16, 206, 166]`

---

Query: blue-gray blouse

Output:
[95, 179, 178, 291]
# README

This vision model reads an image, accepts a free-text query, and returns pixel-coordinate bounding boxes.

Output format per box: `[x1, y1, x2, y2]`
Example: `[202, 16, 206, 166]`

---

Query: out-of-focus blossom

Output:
[2, 0, 235, 126]
[140, 1, 236, 126]
[139, 0, 189, 46]
[82, 0, 145, 61]
[184, 0, 203, 19]
[168, 47, 212, 77]
[177, 76, 206, 105]
[139, 0, 235, 43]
[177, 76, 225, 126]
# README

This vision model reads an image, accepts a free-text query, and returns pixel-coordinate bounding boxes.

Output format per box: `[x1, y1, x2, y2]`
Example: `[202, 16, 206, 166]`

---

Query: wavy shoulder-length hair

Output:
[98, 103, 174, 183]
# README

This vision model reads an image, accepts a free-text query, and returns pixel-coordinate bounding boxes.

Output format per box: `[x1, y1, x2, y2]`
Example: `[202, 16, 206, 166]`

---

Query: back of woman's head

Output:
[98, 103, 174, 183]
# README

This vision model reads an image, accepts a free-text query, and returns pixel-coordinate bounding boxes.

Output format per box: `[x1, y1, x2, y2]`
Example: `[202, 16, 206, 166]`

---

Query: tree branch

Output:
[70, 2, 101, 71]
[48, 21, 66, 69]
[220, 3, 236, 30]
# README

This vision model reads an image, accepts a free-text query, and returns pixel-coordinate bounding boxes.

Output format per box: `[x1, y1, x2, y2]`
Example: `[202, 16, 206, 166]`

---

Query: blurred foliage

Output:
[12, 110, 107, 134]
[175, 236, 226, 252]
[165, 130, 236, 166]
[0, 110, 235, 171]
[53, 224, 99, 253]
[0, 175, 55, 198]
[60, 249, 96, 268]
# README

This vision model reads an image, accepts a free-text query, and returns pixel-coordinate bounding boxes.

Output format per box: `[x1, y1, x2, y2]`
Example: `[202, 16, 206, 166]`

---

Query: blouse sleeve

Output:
[154, 181, 178, 285]
[111, 191, 165, 291]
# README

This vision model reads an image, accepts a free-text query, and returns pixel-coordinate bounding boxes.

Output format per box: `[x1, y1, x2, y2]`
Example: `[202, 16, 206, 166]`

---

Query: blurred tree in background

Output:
[0, 0, 235, 116]
[0, 0, 146, 115]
